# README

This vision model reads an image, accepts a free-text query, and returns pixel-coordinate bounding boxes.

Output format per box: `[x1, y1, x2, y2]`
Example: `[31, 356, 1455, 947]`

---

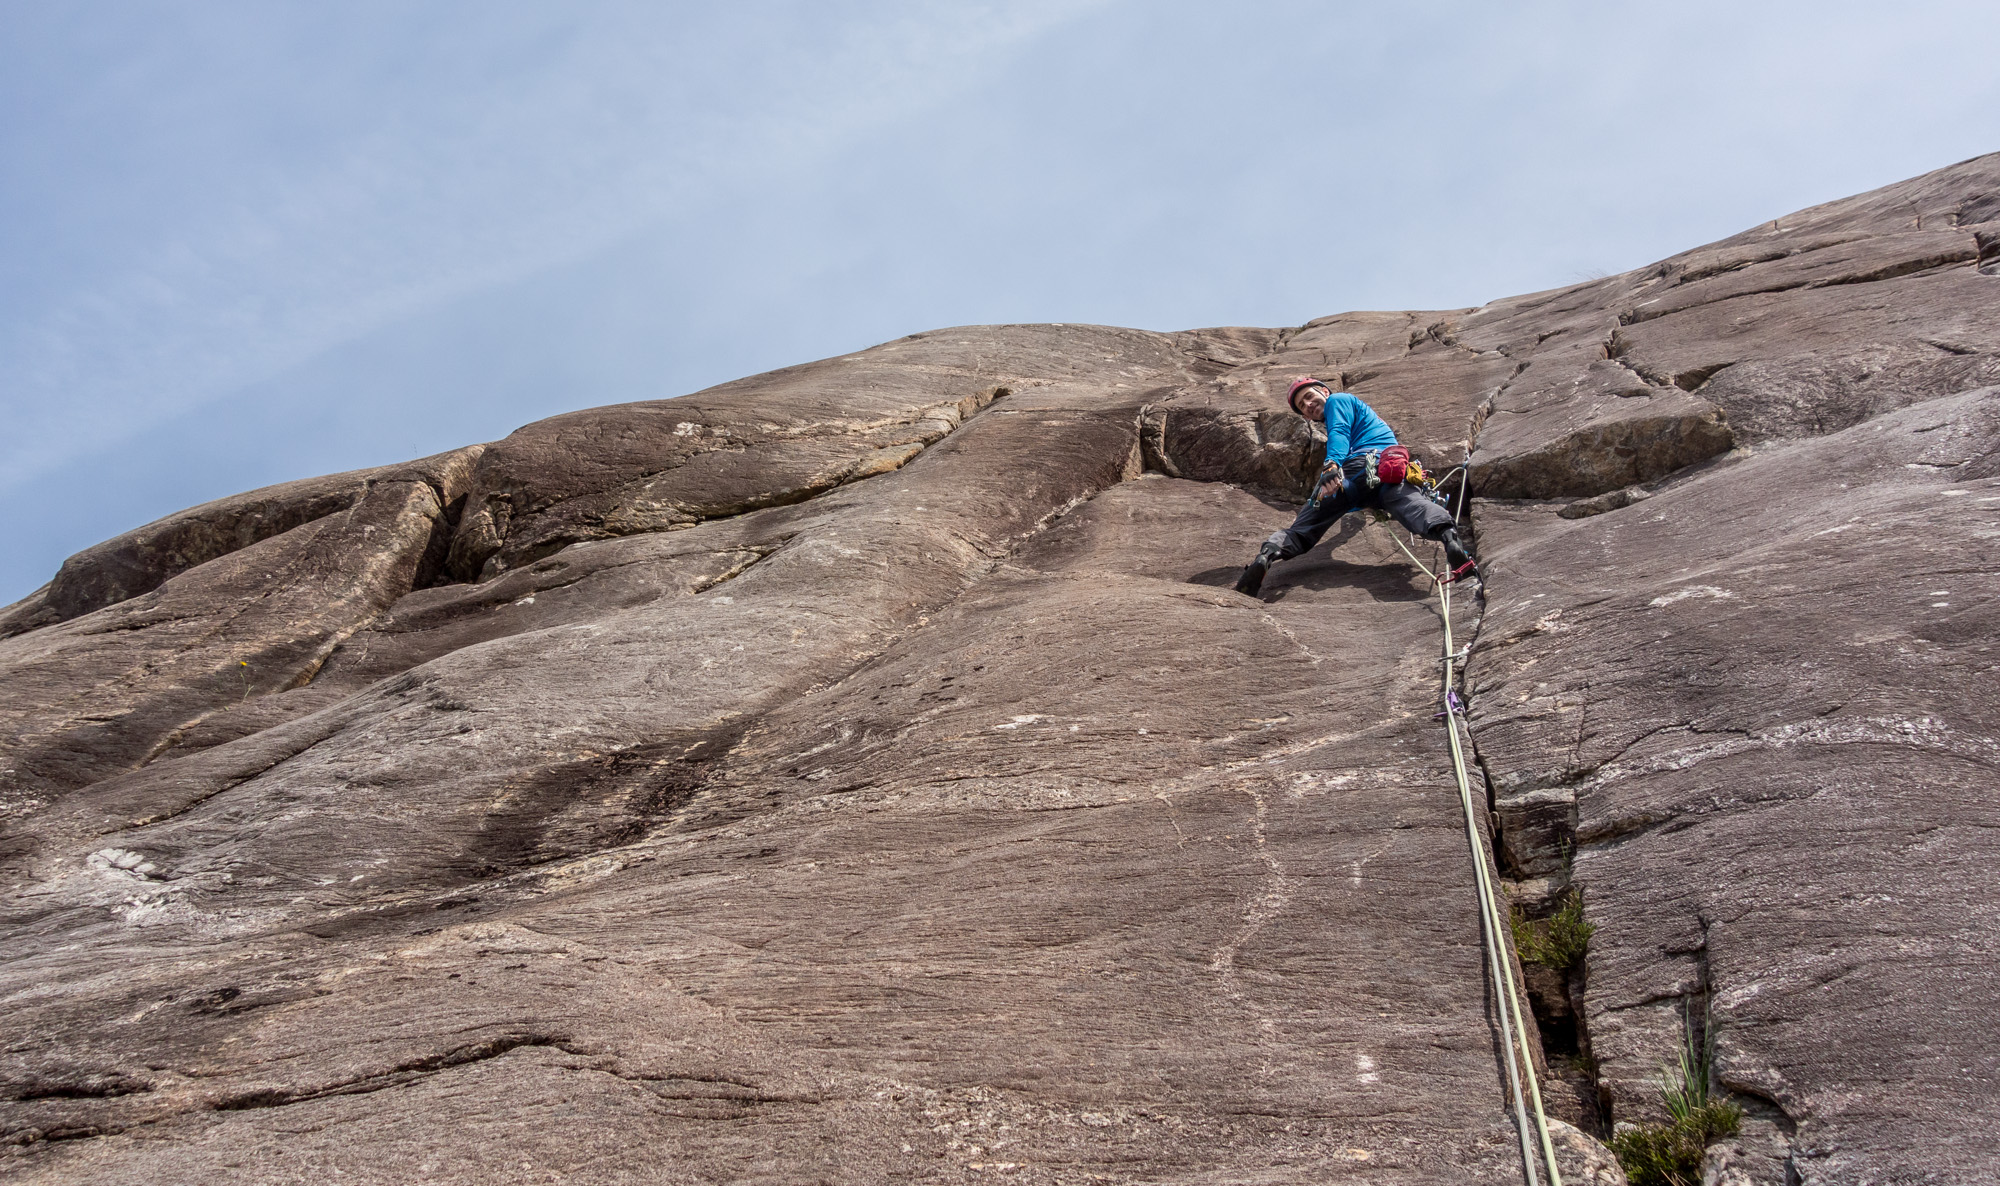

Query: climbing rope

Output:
[1384, 473, 1564, 1186]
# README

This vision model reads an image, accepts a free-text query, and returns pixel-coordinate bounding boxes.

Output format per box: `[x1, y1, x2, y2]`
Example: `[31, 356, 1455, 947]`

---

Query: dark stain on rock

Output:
[457, 738, 719, 878]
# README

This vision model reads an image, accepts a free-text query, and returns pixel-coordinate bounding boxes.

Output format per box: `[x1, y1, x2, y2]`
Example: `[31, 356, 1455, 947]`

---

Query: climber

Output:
[1234, 377, 1480, 598]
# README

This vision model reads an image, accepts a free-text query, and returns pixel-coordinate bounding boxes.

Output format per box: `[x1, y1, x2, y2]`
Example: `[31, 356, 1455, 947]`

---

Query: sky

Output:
[3, 0, 1997, 602]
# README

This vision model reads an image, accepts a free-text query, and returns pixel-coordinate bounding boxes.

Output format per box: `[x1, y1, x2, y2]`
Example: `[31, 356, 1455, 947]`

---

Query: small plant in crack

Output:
[236, 659, 252, 702]
[1511, 889, 1595, 970]
[1611, 1008, 1742, 1186]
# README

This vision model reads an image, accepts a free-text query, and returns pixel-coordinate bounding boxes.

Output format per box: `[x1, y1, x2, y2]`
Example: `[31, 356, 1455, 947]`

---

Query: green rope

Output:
[1385, 501, 1563, 1186]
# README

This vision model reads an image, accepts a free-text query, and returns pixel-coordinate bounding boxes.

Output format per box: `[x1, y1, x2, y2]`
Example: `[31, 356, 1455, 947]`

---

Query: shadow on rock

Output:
[1259, 561, 1433, 603]
[1186, 557, 1432, 603]
[1185, 565, 1245, 589]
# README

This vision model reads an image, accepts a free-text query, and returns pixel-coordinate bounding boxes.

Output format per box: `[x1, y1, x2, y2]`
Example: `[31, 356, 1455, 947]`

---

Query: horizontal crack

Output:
[1621, 245, 1979, 326]
[212, 1033, 576, 1112]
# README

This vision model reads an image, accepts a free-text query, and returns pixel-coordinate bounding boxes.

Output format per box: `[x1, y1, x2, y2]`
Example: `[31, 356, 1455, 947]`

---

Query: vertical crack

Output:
[1455, 494, 1610, 1137]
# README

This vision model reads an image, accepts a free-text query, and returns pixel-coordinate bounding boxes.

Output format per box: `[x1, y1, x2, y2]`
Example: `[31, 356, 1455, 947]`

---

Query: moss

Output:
[1611, 1101, 1741, 1186]
[1511, 890, 1595, 970]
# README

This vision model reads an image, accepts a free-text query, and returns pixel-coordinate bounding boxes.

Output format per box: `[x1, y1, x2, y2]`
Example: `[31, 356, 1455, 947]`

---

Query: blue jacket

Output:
[1322, 391, 1399, 463]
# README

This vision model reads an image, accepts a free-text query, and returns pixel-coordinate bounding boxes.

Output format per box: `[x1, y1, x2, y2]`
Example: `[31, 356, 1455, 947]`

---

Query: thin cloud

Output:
[0, 1, 1107, 487]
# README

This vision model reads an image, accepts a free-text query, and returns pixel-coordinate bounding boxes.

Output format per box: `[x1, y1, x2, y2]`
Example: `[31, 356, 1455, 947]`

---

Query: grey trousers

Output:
[1263, 466, 1456, 561]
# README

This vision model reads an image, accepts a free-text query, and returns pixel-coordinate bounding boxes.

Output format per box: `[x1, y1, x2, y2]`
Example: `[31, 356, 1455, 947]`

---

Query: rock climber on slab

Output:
[1234, 376, 1480, 598]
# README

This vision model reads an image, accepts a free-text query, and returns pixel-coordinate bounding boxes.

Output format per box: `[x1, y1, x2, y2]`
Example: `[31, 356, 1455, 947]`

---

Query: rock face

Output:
[2, 155, 1997, 1185]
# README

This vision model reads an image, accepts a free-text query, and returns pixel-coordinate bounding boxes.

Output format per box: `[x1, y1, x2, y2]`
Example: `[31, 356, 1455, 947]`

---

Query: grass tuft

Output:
[1611, 1016, 1742, 1186]
[1511, 890, 1595, 970]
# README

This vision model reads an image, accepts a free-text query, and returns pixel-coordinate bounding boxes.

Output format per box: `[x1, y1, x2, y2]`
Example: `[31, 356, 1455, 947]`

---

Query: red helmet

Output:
[1287, 375, 1330, 414]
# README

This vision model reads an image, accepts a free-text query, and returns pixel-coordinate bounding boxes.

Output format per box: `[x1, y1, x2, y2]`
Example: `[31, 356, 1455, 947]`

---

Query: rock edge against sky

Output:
[3, 153, 1998, 1184]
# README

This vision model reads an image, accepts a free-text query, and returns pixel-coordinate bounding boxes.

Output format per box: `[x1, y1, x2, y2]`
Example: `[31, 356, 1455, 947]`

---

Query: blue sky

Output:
[4, 1, 1997, 601]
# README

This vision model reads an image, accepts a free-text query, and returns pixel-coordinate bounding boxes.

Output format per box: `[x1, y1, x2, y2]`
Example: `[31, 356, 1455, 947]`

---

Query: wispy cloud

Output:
[0, 1, 1106, 487]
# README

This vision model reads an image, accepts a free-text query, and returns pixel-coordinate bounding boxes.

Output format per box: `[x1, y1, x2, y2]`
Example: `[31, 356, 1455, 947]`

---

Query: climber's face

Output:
[1295, 385, 1328, 419]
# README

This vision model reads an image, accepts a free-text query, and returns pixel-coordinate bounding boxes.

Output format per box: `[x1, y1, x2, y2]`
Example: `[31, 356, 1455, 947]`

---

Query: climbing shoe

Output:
[1433, 527, 1484, 587]
[1234, 543, 1282, 597]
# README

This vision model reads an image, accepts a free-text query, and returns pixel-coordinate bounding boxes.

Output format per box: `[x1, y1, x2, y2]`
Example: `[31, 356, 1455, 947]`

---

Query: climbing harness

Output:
[1314, 447, 1428, 509]
[1385, 467, 1564, 1186]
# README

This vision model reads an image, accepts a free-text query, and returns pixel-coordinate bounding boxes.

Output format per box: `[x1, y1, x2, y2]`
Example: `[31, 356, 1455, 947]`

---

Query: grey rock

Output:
[1548, 1119, 1628, 1185]
[4, 152, 2000, 1184]
[1471, 386, 2000, 1178]
[1560, 484, 1653, 520]
[1703, 1114, 1795, 1186]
